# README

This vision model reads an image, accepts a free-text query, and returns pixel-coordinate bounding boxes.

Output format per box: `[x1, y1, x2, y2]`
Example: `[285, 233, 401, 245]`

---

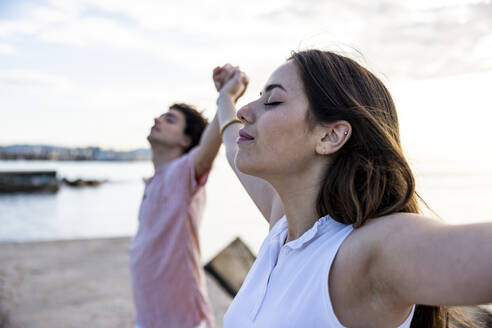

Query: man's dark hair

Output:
[169, 103, 208, 153]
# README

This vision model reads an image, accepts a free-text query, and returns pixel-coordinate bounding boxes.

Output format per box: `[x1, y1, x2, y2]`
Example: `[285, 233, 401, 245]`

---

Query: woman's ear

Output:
[315, 120, 351, 155]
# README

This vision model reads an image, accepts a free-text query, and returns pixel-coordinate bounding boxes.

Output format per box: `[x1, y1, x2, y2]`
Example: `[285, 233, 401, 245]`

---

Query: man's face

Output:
[147, 109, 189, 149]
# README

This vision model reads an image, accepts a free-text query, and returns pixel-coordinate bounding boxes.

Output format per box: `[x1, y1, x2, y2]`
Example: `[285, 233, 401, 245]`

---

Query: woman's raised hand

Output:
[213, 64, 249, 104]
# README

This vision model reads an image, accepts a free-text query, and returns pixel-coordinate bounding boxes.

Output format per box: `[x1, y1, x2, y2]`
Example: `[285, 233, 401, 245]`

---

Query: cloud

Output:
[2, 0, 489, 79]
[408, 0, 490, 10]
[0, 43, 16, 55]
[0, 69, 72, 90]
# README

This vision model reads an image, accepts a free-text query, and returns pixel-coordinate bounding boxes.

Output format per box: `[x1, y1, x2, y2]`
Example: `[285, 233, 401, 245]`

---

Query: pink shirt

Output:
[130, 149, 213, 328]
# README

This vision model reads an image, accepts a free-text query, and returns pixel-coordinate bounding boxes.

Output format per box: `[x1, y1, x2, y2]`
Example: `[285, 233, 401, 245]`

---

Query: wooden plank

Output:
[205, 237, 256, 297]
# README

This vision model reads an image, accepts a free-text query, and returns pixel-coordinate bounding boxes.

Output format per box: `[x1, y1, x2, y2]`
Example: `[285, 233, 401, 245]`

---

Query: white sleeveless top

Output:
[223, 215, 415, 328]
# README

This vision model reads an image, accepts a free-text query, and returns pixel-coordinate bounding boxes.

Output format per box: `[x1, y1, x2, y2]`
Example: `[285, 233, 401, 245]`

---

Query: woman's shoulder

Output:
[339, 212, 444, 267]
[354, 212, 443, 240]
[333, 213, 444, 294]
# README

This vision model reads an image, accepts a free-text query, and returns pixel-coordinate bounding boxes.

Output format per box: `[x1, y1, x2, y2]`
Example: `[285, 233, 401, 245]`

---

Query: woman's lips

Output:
[151, 125, 160, 132]
[237, 129, 254, 143]
[237, 136, 253, 142]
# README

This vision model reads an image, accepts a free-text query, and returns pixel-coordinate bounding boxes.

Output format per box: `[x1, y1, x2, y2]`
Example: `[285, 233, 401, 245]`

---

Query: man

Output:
[130, 102, 221, 328]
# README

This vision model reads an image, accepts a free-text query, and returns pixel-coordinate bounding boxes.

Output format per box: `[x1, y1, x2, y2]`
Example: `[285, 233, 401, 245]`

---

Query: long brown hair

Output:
[290, 49, 469, 328]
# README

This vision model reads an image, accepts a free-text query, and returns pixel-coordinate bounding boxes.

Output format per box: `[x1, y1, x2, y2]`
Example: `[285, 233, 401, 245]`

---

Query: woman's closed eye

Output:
[263, 101, 283, 107]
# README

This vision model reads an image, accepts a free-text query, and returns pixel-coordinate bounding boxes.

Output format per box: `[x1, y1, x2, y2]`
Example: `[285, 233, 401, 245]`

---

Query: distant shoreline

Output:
[0, 158, 149, 162]
[0, 144, 151, 161]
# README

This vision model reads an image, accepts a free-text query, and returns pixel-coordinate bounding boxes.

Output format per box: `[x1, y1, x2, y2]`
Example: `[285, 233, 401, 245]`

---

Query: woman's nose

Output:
[237, 102, 255, 124]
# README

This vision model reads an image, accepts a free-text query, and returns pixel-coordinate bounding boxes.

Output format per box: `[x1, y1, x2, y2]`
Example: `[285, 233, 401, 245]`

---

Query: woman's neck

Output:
[269, 162, 327, 244]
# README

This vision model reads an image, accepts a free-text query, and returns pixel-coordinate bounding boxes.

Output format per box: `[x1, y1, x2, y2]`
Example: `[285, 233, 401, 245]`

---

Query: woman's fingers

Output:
[225, 66, 238, 83]
[223, 63, 233, 72]
[241, 72, 249, 86]
[235, 71, 249, 101]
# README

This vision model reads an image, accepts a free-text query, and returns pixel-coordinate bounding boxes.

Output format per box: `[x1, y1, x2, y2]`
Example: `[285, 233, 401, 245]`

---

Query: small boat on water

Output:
[0, 171, 60, 193]
[62, 178, 106, 187]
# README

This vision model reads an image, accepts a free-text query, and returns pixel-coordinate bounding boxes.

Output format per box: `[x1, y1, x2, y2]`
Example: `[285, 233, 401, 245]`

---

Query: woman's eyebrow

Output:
[260, 83, 287, 96]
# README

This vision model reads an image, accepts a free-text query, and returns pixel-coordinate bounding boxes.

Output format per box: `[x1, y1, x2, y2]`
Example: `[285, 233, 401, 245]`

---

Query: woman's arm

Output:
[370, 214, 492, 307]
[214, 66, 284, 227]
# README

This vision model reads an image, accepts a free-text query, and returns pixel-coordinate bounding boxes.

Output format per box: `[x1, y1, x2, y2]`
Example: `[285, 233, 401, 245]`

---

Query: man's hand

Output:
[213, 64, 234, 91]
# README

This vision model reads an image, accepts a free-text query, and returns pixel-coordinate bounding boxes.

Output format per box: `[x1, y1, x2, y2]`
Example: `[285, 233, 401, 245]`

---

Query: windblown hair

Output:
[290, 49, 471, 328]
[169, 103, 208, 153]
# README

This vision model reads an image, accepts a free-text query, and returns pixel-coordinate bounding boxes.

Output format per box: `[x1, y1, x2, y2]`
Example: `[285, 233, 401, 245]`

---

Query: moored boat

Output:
[0, 171, 60, 193]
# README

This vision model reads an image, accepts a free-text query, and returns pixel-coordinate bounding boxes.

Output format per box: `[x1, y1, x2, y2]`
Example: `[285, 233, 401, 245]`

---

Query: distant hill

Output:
[0, 144, 151, 161]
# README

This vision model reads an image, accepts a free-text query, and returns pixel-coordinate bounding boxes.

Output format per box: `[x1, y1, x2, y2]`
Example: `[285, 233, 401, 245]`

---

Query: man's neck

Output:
[150, 143, 183, 172]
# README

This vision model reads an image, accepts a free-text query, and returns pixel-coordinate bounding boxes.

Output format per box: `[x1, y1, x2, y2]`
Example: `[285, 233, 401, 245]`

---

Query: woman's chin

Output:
[234, 154, 257, 176]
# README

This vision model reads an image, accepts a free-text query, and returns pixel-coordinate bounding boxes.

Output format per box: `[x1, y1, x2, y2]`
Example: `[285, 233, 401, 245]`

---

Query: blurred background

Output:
[1, 1, 492, 326]
[1, 0, 492, 263]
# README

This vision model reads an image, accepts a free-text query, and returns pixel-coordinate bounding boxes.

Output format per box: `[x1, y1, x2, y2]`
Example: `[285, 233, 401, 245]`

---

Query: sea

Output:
[1, 149, 492, 262]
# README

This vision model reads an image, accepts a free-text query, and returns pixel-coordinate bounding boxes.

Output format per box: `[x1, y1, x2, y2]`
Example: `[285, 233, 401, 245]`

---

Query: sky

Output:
[0, 0, 491, 152]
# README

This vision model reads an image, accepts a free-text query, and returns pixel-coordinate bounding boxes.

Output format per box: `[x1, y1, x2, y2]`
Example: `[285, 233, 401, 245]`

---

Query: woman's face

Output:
[235, 60, 321, 179]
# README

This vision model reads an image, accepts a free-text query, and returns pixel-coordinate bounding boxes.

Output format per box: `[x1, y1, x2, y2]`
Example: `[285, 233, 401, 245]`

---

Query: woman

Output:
[213, 50, 492, 327]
